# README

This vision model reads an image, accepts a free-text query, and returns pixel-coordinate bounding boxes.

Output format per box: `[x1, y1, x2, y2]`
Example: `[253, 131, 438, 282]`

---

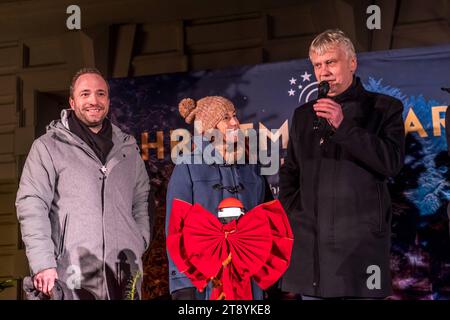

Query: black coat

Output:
[279, 77, 405, 298]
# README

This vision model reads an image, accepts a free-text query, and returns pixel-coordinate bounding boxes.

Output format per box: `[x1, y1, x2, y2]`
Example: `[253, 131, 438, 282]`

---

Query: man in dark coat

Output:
[279, 29, 405, 299]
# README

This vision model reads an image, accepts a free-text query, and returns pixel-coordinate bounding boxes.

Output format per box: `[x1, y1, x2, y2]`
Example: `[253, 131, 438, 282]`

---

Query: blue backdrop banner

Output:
[109, 43, 450, 300]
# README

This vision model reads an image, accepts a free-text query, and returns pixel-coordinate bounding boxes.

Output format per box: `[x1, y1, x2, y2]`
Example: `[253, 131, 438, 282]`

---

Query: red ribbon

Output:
[167, 199, 293, 300]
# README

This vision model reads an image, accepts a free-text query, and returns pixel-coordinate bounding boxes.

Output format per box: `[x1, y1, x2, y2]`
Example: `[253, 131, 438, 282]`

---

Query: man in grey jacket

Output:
[16, 68, 151, 300]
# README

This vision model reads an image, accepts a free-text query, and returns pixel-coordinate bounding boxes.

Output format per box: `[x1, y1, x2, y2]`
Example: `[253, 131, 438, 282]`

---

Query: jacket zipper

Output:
[70, 142, 114, 298]
[312, 141, 323, 295]
[56, 126, 131, 299]
[96, 151, 130, 300]
[100, 165, 109, 299]
[70, 143, 110, 297]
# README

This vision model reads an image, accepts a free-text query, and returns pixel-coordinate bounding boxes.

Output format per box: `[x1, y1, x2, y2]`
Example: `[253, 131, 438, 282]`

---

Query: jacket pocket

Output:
[56, 213, 70, 260]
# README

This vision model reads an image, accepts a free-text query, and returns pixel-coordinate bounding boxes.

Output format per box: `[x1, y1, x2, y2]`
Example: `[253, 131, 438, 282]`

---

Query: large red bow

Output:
[166, 199, 293, 300]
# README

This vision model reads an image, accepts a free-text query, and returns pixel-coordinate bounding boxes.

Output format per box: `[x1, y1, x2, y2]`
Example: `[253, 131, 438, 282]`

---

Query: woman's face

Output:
[216, 110, 240, 142]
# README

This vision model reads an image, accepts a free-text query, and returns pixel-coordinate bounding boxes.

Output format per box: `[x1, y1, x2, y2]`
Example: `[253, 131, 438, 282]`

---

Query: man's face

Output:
[310, 44, 357, 96]
[69, 73, 109, 128]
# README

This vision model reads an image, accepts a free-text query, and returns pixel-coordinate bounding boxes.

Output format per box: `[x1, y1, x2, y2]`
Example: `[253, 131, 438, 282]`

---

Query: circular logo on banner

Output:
[286, 71, 319, 105]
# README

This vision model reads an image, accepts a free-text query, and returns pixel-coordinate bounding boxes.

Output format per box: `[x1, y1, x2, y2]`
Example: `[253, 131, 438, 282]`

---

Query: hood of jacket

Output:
[46, 109, 136, 153]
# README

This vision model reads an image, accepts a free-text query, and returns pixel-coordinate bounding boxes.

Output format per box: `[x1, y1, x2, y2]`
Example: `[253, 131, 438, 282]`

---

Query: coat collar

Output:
[47, 109, 135, 147]
[46, 109, 137, 167]
[332, 76, 366, 104]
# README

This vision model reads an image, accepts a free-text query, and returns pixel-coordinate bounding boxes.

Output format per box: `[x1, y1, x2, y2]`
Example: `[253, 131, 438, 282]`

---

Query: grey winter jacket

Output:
[16, 109, 151, 300]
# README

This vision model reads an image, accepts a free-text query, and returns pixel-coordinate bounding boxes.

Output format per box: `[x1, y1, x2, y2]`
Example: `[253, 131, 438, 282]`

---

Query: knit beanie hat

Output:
[178, 96, 236, 133]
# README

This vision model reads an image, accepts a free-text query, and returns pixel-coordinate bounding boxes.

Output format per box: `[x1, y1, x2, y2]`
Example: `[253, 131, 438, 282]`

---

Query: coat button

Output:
[313, 282, 317, 287]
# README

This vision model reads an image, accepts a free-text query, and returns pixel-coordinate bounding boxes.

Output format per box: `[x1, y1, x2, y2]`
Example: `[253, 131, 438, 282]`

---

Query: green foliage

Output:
[125, 271, 142, 300]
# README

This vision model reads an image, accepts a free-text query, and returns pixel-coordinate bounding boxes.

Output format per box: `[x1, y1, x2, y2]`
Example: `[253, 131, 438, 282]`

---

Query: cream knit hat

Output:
[178, 96, 236, 133]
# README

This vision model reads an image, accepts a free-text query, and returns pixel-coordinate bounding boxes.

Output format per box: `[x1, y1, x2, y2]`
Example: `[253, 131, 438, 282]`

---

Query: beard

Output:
[75, 103, 108, 127]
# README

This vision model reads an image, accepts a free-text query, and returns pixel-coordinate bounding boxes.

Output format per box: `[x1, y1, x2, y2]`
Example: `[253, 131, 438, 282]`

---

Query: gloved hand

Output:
[171, 287, 196, 300]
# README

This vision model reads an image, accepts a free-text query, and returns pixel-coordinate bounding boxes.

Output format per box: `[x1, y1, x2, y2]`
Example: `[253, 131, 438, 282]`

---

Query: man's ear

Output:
[69, 97, 75, 109]
[350, 56, 357, 74]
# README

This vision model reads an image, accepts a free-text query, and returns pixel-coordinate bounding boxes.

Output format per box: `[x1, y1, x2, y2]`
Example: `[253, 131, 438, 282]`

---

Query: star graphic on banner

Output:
[289, 77, 297, 85]
[288, 89, 295, 96]
[300, 71, 312, 82]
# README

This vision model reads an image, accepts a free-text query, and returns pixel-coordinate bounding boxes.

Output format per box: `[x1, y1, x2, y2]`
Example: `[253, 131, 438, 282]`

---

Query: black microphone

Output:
[313, 81, 330, 130]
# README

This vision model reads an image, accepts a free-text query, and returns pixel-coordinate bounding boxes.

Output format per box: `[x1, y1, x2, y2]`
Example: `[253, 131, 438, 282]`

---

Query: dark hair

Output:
[69, 67, 109, 98]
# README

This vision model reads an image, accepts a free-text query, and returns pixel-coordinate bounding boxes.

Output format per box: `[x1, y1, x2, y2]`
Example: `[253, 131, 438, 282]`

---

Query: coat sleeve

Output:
[132, 150, 151, 250]
[15, 139, 57, 275]
[278, 110, 302, 214]
[331, 98, 405, 178]
[165, 164, 195, 293]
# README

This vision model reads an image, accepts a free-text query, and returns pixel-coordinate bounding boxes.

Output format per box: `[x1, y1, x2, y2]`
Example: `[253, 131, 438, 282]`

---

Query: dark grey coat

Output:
[279, 78, 405, 298]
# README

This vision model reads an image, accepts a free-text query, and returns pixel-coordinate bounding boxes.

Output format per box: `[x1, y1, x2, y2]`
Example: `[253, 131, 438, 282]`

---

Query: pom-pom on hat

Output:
[178, 96, 236, 133]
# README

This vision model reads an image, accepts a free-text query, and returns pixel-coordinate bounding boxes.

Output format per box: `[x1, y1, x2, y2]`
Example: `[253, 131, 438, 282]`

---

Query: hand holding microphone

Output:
[313, 81, 344, 130]
[313, 81, 330, 130]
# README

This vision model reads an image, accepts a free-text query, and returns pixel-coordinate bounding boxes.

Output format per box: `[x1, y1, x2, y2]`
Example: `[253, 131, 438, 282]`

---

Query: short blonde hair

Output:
[309, 29, 356, 59]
